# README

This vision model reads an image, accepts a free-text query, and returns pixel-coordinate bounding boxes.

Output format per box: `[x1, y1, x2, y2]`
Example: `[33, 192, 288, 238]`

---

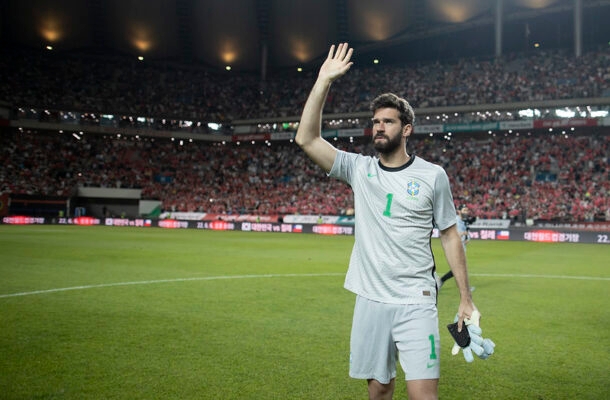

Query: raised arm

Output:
[295, 43, 353, 173]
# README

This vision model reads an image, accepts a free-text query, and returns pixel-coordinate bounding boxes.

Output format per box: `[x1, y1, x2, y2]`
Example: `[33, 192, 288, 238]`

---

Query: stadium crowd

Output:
[1, 128, 608, 223]
[0, 46, 609, 223]
[0, 46, 608, 124]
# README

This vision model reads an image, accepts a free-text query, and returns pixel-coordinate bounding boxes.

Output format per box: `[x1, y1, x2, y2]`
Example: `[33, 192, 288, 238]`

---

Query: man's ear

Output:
[403, 123, 413, 138]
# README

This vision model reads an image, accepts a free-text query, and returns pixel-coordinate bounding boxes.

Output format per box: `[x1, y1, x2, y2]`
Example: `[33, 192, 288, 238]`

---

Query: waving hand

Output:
[318, 43, 353, 83]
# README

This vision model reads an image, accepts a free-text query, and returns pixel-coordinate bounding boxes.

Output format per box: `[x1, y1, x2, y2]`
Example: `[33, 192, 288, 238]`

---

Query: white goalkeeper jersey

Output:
[329, 150, 457, 304]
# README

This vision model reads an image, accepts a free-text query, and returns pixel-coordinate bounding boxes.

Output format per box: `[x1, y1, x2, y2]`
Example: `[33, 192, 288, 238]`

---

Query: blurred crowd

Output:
[1, 129, 608, 223]
[0, 46, 608, 124]
[1, 46, 609, 222]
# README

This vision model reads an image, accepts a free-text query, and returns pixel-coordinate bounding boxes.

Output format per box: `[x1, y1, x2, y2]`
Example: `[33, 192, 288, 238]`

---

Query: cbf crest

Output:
[406, 180, 420, 197]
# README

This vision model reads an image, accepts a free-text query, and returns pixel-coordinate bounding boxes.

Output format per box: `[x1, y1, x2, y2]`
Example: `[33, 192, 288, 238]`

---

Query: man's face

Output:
[371, 108, 408, 154]
[460, 207, 470, 218]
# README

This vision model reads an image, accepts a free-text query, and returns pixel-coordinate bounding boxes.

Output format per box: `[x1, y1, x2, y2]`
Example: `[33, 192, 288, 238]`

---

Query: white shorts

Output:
[349, 295, 440, 383]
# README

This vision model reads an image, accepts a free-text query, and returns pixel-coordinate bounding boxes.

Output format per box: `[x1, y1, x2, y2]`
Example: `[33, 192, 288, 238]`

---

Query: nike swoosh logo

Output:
[426, 362, 437, 369]
[367, 173, 377, 178]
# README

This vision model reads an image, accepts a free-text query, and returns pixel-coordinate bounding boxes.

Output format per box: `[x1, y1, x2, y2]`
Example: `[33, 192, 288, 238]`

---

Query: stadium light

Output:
[555, 108, 575, 118]
[518, 108, 538, 118]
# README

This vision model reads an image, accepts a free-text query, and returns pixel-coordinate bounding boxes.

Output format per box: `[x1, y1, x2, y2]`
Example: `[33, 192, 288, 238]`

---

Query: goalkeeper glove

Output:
[449, 310, 495, 362]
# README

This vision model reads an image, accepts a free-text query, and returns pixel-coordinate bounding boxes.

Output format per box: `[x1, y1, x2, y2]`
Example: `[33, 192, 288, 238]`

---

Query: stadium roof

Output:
[1, 0, 609, 73]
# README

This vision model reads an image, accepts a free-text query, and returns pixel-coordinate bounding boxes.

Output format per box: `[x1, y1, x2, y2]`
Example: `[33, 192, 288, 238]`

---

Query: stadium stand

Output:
[0, 47, 608, 222]
[0, 47, 608, 123]
[1, 126, 608, 222]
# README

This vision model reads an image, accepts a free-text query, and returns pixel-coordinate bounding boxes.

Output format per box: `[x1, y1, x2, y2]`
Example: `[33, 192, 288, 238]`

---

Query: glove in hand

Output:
[450, 310, 495, 362]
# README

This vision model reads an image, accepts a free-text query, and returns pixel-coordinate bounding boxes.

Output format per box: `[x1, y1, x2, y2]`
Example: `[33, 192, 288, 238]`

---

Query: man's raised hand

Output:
[318, 43, 354, 83]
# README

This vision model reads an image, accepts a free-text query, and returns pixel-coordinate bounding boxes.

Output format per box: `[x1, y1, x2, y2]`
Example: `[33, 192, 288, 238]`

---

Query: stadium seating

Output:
[1, 128, 608, 222]
[0, 47, 608, 222]
[0, 47, 608, 122]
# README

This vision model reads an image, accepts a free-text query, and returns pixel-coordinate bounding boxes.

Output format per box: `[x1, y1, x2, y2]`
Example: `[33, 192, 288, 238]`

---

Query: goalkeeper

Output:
[295, 43, 493, 400]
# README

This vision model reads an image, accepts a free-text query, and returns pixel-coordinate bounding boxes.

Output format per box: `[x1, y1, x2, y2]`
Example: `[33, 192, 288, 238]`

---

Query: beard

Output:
[373, 132, 403, 154]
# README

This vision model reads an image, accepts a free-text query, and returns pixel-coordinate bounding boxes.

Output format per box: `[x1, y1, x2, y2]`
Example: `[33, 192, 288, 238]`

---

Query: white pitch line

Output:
[0, 272, 608, 299]
[0, 273, 345, 299]
[470, 273, 610, 281]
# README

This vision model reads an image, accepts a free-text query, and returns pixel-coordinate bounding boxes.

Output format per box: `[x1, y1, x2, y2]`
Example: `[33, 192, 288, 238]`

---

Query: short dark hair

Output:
[370, 93, 415, 126]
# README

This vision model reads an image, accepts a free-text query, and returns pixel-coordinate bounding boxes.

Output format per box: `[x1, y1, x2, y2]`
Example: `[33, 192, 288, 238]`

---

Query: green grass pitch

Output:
[1, 225, 608, 399]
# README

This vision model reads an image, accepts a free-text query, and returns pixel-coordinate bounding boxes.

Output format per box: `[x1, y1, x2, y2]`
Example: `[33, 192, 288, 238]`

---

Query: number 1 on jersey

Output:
[383, 193, 393, 217]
